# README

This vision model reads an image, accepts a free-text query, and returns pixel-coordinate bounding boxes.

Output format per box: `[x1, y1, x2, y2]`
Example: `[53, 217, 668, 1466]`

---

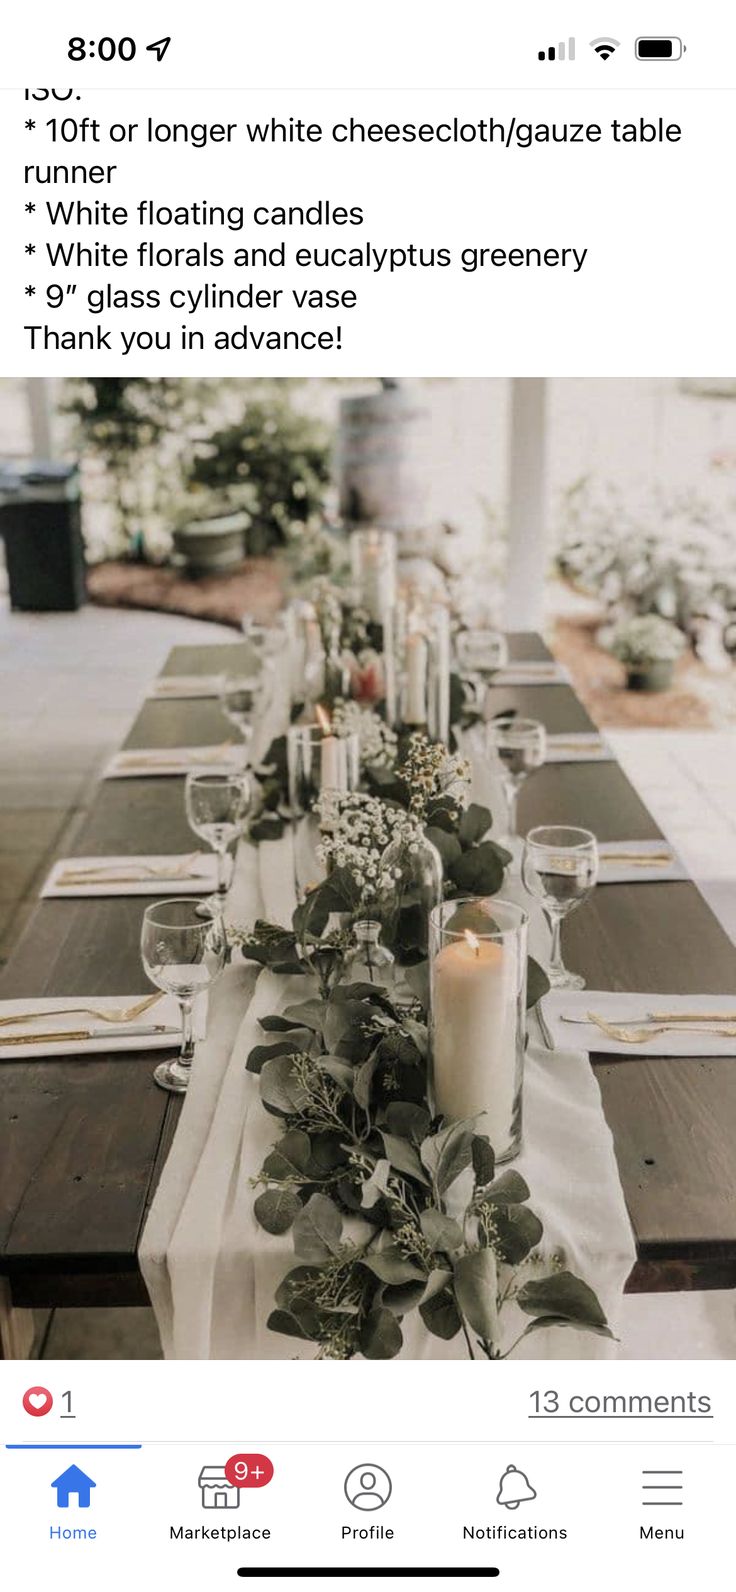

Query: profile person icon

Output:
[344, 1463, 392, 1511]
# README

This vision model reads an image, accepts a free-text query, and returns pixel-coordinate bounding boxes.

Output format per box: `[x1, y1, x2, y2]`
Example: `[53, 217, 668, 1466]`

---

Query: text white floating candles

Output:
[429, 898, 528, 1163]
[315, 705, 344, 791]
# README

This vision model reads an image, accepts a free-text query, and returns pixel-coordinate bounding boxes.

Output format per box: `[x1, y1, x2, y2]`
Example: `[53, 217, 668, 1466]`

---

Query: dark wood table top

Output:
[1, 631, 735, 1313]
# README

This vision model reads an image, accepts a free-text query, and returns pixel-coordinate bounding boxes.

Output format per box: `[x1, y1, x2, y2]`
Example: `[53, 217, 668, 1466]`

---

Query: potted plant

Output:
[185, 399, 331, 554]
[610, 614, 686, 691]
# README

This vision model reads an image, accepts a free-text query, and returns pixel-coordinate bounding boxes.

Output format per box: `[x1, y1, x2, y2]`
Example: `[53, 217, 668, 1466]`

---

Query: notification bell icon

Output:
[496, 1464, 536, 1509]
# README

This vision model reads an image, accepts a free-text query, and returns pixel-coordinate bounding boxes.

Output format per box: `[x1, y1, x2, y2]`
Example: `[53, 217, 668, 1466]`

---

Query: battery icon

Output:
[635, 36, 685, 59]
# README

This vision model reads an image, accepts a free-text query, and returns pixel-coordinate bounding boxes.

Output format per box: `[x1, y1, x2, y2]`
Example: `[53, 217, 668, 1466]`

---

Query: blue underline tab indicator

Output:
[6, 1443, 142, 1450]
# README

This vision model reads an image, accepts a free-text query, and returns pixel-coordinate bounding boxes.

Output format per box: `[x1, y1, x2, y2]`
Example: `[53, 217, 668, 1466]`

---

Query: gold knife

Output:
[0, 1023, 179, 1046]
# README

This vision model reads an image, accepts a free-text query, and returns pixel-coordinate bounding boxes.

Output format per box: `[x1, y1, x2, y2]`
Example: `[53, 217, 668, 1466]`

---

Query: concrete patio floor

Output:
[1, 596, 734, 1359]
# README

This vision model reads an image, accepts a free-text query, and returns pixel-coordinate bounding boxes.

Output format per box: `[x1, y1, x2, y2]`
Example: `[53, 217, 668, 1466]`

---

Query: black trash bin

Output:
[0, 462, 86, 611]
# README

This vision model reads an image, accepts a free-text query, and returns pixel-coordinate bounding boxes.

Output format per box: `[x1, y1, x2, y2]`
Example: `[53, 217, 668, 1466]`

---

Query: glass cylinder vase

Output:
[429, 896, 529, 1163]
[287, 724, 360, 816]
[381, 823, 443, 963]
[350, 528, 398, 623]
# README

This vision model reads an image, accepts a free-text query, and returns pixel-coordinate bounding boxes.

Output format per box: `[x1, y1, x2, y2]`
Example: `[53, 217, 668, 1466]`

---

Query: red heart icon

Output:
[23, 1386, 53, 1417]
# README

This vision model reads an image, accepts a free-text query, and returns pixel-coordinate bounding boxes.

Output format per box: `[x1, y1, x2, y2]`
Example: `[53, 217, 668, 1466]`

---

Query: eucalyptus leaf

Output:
[381, 1279, 429, 1316]
[526, 955, 551, 1009]
[247, 1039, 300, 1077]
[379, 1131, 430, 1186]
[282, 1000, 327, 1032]
[332, 981, 398, 1015]
[453, 1249, 499, 1344]
[449, 839, 508, 896]
[254, 1187, 302, 1236]
[353, 1051, 379, 1112]
[361, 1247, 427, 1285]
[471, 1135, 496, 1188]
[482, 1169, 530, 1205]
[315, 1054, 354, 1089]
[262, 1128, 313, 1181]
[485, 1201, 544, 1265]
[421, 1120, 476, 1195]
[292, 1193, 344, 1263]
[359, 1306, 403, 1360]
[420, 1209, 464, 1252]
[267, 1307, 315, 1343]
[425, 826, 463, 870]
[249, 813, 286, 842]
[419, 1282, 462, 1341]
[516, 1315, 615, 1343]
[458, 802, 493, 848]
[259, 1053, 310, 1116]
[259, 1014, 312, 1034]
[384, 1102, 431, 1144]
[516, 1270, 611, 1332]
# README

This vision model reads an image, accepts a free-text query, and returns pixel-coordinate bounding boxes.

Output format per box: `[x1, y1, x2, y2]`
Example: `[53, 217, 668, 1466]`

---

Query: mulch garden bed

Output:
[552, 614, 736, 730]
[87, 557, 285, 630]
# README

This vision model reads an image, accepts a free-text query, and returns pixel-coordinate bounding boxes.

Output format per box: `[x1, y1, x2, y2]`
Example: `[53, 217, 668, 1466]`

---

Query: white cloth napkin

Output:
[546, 732, 613, 763]
[542, 990, 736, 1057]
[103, 745, 243, 779]
[0, 993, 189, 1060]
[597, 839, 686, 885]
[41, 853, 219, 899]
[492, 662, 570, 686]
[141, 833, 636, 1360]
[148, 675, 224, 700]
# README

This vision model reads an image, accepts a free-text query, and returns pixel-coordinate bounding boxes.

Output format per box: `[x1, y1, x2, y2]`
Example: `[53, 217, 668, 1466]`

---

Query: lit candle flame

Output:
[464, 930, 481, 957]
[315, 705, 332, 735]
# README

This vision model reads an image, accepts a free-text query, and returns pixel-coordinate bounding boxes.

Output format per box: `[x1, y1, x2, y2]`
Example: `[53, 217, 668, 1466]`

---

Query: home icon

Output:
[52, 1464, 96, 1509]
[199, 1466, 240, 1510]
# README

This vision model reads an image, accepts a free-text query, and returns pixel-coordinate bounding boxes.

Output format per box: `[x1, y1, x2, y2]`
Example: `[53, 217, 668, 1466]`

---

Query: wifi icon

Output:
[590, 36, 620, 60]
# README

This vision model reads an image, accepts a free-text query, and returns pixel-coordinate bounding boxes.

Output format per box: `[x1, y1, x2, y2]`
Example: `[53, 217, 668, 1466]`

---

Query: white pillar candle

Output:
[404, 631, 429, 724]
[432, 932, 519, 1154]
[361, 542, 385, 621]
[319, 733, 343, 791]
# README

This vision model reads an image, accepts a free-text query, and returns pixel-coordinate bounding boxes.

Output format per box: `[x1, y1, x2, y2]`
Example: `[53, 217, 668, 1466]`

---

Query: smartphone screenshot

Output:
[0, 4, 734, 1587]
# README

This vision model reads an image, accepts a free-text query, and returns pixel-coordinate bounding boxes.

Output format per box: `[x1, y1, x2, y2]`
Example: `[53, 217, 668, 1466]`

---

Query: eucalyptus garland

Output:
[234, 580, 612, 1358]
[239, 971, 612, 1360]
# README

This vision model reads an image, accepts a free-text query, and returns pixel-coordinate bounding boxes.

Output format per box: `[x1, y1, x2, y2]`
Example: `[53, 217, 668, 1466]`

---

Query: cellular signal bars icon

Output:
[538, 38, 575, 62]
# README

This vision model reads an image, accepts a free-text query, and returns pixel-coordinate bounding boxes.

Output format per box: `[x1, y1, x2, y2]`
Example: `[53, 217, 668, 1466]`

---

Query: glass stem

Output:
[548, 912, 566, 981]
[216, 847, 229, 902]
[506, 781, 518, 839]
[179, 998, 195, 1070]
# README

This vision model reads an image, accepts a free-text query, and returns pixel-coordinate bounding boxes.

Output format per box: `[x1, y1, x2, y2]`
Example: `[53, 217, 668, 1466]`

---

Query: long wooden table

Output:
[1, 633, 735, 1341]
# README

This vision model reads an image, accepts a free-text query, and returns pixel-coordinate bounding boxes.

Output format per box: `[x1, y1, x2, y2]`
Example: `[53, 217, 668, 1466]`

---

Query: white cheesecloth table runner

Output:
[140, 738, 636, 1360]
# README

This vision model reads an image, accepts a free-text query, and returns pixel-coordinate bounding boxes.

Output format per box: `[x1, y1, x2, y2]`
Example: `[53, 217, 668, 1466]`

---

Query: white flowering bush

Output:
[557, 480, 736, 640]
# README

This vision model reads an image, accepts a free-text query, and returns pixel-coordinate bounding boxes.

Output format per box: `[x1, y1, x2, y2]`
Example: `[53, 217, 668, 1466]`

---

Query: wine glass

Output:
[185, 771, 250, 915]
[219, 673, 267, 766]
[141, 899, 226, 1093]
[521, 825, 599, 990]
[241, 615, 286, 675]
[483, 716, 547, 838]
[456, 628, 509, 711]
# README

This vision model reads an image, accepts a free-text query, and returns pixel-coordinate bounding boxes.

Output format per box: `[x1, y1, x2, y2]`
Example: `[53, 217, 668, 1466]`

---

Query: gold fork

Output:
[585, 1013, 736, 1044]
[0, 992, 163, 1030]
